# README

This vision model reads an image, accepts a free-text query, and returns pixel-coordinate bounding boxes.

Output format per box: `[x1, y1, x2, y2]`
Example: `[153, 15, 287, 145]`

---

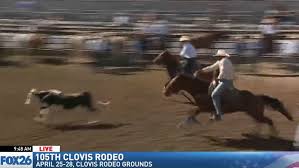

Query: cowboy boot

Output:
[209, 114, 222, 121]
[215, 114, 222, 121]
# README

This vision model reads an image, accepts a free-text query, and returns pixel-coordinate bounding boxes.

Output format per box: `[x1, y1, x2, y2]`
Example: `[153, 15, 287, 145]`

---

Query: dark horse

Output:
[153, 50, 219, 105]
[153, 50, 217, 81]
[163, 74, 293, 133]
[25, 88, 110, 116]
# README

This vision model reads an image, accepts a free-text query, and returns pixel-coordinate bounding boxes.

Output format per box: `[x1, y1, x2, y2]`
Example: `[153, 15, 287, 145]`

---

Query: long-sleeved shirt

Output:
[202, 57, 234, 80]
[180, 43, 197, 59]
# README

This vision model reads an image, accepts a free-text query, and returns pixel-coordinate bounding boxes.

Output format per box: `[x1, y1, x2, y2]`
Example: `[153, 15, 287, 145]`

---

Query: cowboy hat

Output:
[179, 36, 191, 42]
[214, 49, 230, 57]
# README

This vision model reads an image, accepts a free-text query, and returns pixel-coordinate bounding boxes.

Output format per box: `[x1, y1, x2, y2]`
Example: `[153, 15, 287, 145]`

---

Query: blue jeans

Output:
[211, 79, 234, 116]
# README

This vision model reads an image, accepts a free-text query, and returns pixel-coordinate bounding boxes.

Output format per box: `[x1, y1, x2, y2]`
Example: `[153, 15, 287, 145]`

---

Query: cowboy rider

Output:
[199, 49, 235, 121]
[179, 35, 199, 75]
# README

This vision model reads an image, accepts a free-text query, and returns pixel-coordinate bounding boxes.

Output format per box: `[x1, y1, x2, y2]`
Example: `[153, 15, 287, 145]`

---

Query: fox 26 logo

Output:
[0, 155, 32, 165]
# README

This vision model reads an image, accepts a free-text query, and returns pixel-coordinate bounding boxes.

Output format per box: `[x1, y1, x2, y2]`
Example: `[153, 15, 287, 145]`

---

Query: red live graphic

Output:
[38, 146, 53, 152]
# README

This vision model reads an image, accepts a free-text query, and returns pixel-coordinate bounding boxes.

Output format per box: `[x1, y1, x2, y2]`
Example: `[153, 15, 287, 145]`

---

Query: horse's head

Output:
[25, 88, 38, 104]
[163, 74, 194, 97]
[153, 50, 179, 65]
[153, 50, 168, 64]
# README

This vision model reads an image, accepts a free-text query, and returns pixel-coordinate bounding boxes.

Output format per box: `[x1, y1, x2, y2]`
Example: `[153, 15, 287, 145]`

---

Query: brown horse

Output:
[153, 50, 216, 81]
[154, 50, 217, 105]
[163, 74, 293, 134]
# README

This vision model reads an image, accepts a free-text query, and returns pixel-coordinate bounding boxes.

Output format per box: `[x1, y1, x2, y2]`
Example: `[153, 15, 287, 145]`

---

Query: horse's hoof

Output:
[190, 117, 201, 125]
[177, 117, 200, 129]
[214, 114, 222, 121]
[177, 121, 189, 129]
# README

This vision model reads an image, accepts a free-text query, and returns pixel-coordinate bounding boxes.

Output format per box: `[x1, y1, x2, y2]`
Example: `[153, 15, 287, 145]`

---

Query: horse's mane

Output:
[153, 50, 169, 63]
[153, 50, 179, 65]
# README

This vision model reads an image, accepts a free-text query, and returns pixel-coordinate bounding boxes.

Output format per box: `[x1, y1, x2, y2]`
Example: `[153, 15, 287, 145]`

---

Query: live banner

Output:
[0, 146, 299, 168]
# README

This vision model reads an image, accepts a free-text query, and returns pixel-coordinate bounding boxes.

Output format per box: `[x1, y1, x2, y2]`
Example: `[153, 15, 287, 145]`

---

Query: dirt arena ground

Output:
[0, 62, 298, 151]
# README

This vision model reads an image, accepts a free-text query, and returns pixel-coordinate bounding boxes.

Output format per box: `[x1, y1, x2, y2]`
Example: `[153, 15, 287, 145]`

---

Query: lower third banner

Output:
[31, 152, 299, 168]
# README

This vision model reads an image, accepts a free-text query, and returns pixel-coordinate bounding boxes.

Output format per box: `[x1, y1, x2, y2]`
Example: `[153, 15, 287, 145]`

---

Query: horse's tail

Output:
[260, 95, 293, 121]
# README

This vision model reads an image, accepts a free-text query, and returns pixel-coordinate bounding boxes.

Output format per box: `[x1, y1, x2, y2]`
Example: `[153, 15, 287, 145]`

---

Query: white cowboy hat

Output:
[214, 49, 230, 57]
[179, 36, 191, 42]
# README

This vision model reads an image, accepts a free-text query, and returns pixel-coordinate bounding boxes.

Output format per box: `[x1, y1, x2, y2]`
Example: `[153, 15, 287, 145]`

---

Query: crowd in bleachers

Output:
[0, 1, 298, 64]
